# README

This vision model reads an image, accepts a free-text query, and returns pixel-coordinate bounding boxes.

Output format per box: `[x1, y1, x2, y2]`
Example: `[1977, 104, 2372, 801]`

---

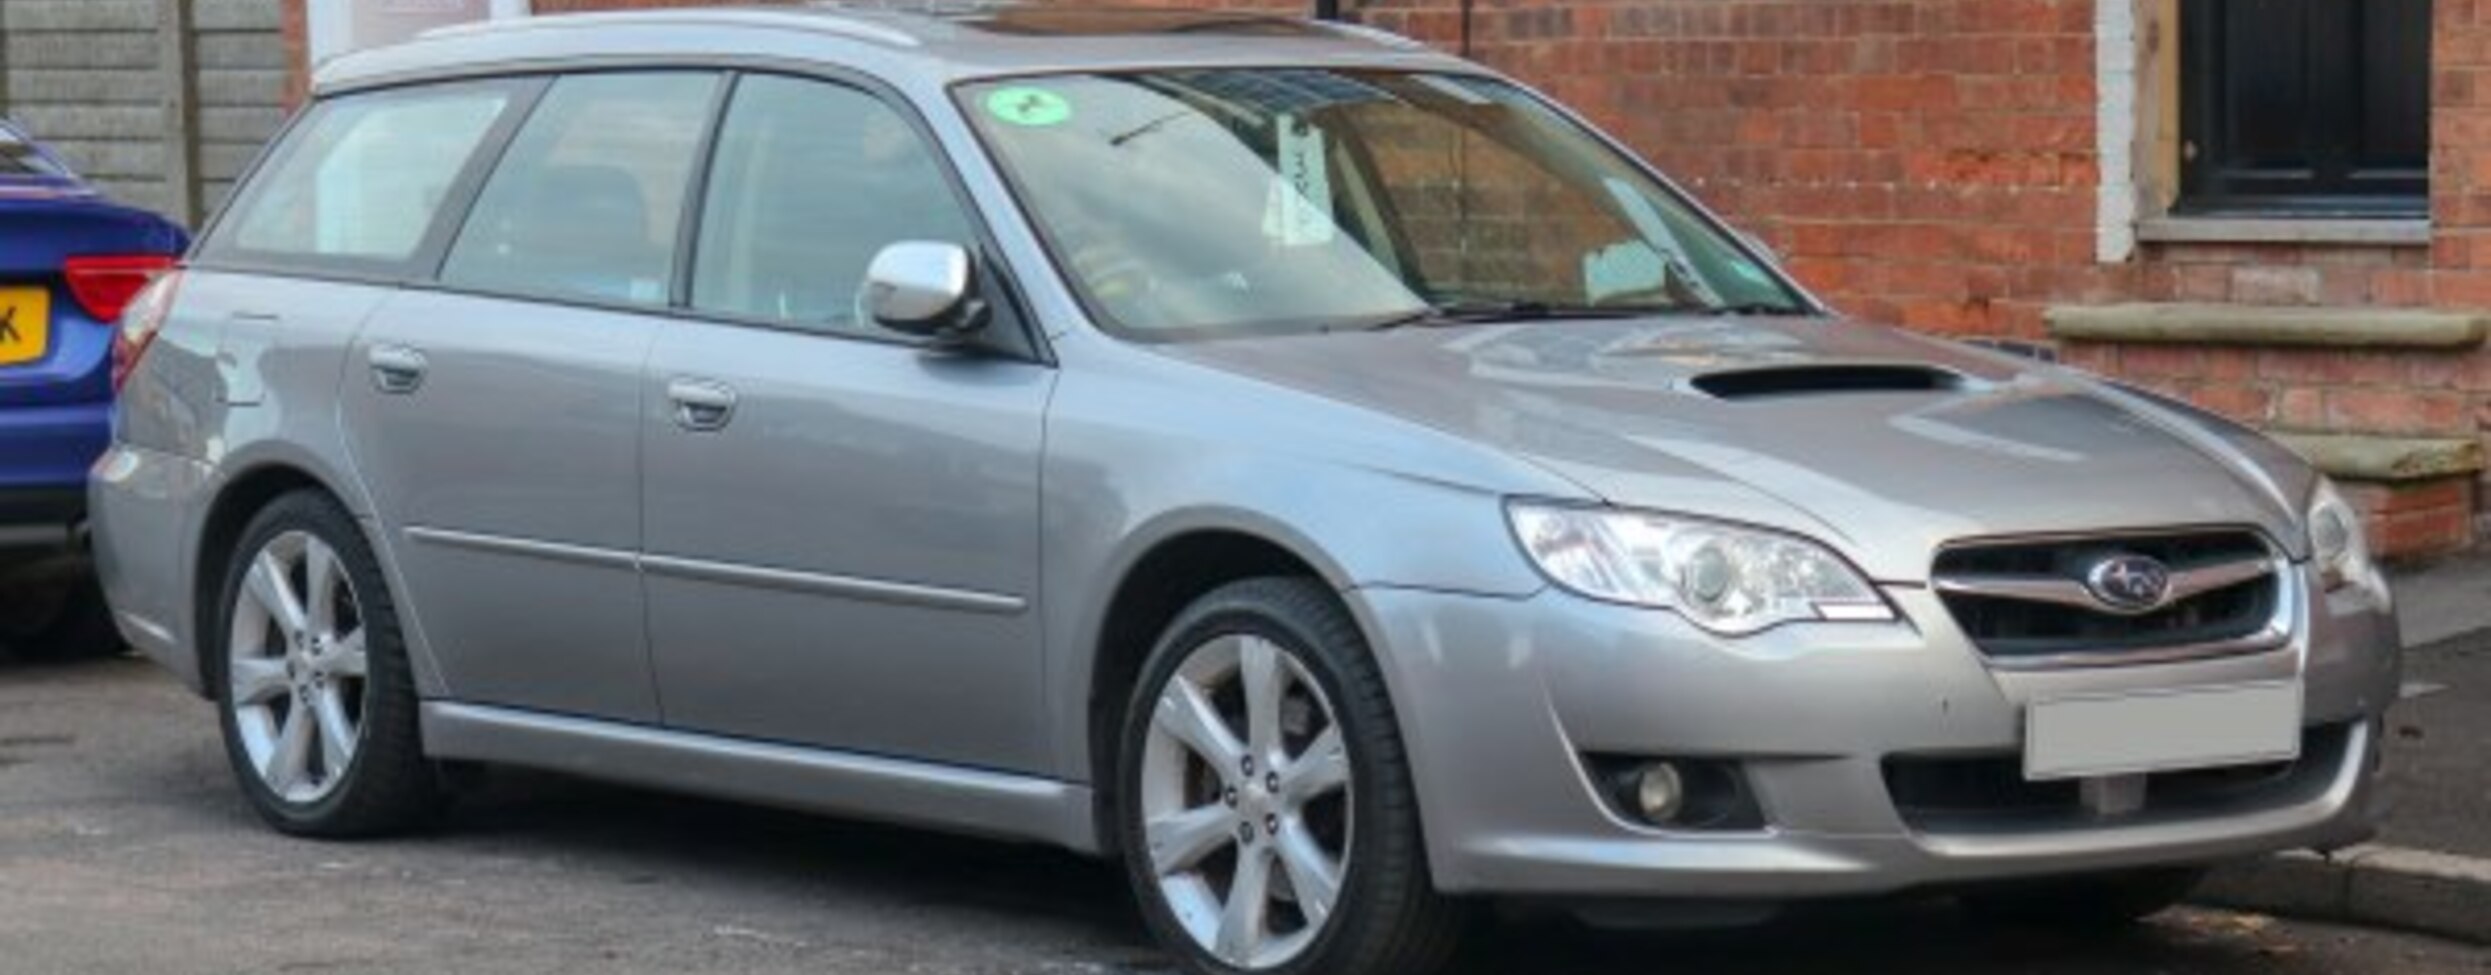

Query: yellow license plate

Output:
[0, 287, 49, 367]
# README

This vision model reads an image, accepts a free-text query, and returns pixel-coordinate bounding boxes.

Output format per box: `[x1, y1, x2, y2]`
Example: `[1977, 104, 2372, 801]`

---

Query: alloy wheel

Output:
[226, 530, 369, 805]
[1139, 633, 1353, 970]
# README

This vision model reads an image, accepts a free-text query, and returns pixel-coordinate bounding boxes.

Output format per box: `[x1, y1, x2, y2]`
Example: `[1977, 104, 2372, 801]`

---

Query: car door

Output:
[642, 74, 1056, 771]
[339, 71, 723, 722]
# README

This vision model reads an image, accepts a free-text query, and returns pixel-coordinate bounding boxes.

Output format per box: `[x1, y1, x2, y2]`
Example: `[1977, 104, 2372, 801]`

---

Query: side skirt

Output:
[421, 702, 1103, 854]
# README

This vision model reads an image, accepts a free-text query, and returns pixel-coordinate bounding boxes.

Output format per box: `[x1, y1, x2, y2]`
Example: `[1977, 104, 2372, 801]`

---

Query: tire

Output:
[0, 572, 126, 661]
[1117, 577, 1463, 975]
[1959, 866, 2209, 930]
[208, 489, 442, 838]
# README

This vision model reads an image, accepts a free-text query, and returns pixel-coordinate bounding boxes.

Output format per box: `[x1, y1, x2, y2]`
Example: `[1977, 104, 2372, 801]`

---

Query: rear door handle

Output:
[667, 377, 738, 432]
[368, 344, 428, 395]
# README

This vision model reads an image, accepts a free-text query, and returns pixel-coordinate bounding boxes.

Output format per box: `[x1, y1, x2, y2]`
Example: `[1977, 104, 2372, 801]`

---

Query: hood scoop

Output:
[1690, 363, 1972, 401]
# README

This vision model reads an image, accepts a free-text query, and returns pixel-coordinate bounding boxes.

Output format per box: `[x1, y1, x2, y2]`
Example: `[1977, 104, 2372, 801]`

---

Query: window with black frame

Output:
[2179, 0, 2430, 216]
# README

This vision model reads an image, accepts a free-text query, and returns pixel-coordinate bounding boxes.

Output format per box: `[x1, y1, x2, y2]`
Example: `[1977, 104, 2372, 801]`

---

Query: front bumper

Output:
[1351, 571, 2398, 899]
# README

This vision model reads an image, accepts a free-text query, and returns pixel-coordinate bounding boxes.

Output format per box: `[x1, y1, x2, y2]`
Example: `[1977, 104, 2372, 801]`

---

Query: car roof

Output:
[315, 2, 1473, 95]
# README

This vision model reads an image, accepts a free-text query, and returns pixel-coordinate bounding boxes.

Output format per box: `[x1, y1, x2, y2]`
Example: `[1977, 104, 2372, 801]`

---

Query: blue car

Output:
[0, 117, 186, 659]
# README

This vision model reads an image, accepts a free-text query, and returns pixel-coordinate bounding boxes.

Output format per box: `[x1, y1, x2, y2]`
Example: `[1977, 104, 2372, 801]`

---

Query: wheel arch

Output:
[1079, 516, 1378, 855]
[190, 462, 358, 671]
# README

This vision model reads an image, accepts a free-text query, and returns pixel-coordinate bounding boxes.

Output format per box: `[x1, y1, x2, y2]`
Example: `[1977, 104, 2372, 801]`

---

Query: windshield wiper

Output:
[1109, 110, 1197, 147]
[1356, 300, 1656, 331]
[1704, 301, 1815, 317]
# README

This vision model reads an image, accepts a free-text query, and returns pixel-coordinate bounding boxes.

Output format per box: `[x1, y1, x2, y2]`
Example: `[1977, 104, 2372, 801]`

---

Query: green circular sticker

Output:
[986, 87, 1073, 128]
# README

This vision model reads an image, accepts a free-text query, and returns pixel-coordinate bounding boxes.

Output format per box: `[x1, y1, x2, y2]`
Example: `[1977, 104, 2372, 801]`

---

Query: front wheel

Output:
[1118, 577, 1462, 975]
[210, 490, 442, 837]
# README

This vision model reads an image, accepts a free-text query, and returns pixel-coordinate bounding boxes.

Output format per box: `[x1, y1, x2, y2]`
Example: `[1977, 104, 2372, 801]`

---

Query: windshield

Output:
[0, 122, 69, 179]
[961, 70, 1806, 341]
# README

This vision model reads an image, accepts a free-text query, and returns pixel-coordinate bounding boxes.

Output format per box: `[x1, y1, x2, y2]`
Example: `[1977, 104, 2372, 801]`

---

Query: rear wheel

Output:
[1118, 577, 1462, 975]
[210, 490, 441, 837]
[1959, 866, 2209, 930]
[0, 568, 124, 661]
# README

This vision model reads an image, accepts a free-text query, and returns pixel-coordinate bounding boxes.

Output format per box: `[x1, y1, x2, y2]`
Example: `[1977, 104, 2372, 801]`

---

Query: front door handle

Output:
[667, 377, 738, 432]
[368, 344, 428, 395]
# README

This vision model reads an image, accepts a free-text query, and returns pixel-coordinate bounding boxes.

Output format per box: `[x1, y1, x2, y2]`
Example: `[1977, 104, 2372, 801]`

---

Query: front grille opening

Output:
[1932, 529, 2280, 662]
[1945, 578, 2272, 656]
[1934, 530, 2268, 577]
[1884, 722, 2348, 832]
[1690, 364, 1967, 400]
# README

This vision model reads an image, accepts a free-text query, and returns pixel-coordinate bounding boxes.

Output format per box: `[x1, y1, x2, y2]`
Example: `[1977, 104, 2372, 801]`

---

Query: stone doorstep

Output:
[2195, 845, 2491, 946]
[2266, 433, 2486, 484]
[2046, 304, 2491, 349]
[2259, 434, 2483, 561]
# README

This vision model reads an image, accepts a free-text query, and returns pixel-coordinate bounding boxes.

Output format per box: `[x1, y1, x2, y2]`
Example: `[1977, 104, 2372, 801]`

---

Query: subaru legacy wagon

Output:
[93, 7, 2399, 974]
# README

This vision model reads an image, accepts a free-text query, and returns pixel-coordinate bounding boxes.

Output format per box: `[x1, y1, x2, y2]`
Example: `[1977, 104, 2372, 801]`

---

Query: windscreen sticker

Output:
[986, 87, 1073, 127]
[1262, 117, 1338, 247]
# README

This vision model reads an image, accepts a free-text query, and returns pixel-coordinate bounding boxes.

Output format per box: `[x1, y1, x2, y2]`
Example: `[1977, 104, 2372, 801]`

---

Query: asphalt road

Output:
[3, 656, 2485, 975]
[2387, 638, 2491, 859]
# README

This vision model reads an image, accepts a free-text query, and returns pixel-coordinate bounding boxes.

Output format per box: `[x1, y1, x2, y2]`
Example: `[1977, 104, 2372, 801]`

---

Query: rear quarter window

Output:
[201, 80, 518, 273]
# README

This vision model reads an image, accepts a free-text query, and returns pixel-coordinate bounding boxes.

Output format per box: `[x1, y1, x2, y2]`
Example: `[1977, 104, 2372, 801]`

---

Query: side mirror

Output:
[863, 241, 988, 340]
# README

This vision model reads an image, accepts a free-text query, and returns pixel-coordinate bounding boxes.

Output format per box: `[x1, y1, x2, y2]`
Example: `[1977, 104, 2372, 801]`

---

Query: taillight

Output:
[110, 269, 182, 393]
[63, 254, 178, 323]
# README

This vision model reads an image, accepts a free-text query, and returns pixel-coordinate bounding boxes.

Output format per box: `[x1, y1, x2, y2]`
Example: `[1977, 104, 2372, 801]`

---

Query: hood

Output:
[1161, 316, 2315, 582]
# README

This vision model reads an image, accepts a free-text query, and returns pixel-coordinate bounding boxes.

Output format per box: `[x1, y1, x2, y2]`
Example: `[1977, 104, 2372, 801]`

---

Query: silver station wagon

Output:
[92, 6, 2400, 974]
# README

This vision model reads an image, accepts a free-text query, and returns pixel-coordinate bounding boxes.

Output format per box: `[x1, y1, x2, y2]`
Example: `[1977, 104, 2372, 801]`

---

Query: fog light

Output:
[1634, 763, 1685, 822]
[1590, 755, 1765, 831]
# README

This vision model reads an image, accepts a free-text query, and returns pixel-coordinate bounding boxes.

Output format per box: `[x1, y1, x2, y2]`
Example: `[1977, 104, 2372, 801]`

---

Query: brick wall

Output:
[266, 0, 2491, 352]
[274, 0, 2491, 553]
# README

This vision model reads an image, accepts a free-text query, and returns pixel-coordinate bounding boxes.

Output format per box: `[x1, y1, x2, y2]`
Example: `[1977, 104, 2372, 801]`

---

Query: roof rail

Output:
[811, 0, 1018, 16]
[419, 8, 921, 50]
[1314, 20, 1430, 52]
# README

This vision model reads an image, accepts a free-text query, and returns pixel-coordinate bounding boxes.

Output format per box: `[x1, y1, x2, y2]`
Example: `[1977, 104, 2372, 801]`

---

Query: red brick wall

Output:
[275, 0, 2491, 550]
[1362, 2, 2487, 447]
[271, 0, 2491, 346]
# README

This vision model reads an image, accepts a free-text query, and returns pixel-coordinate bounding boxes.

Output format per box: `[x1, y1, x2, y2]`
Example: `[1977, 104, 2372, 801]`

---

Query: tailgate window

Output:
[0, 125, 68, 178]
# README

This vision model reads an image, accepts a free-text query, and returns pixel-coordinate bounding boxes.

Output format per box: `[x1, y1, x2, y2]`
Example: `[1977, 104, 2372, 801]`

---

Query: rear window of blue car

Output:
[0, 125, 68, 178]
[199, 80, 520, 274]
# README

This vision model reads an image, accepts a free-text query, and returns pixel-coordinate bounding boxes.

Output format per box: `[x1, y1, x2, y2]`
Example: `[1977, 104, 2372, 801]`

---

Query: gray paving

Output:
[2393, 552, 2491, 650]
[1, 657, 2485, 975]
[2387, 640, 2491, 860]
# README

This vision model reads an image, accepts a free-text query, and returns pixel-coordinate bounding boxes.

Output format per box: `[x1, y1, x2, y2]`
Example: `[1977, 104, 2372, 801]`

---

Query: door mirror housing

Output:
[863, 241, 988, 341]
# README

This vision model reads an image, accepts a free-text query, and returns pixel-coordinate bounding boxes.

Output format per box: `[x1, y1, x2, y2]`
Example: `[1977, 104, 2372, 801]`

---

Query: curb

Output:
[2194, 844, 2491, 945]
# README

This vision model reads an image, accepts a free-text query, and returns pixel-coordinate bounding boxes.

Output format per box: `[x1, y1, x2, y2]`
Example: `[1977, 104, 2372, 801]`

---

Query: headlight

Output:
[2308, 477, 2382, 595]
[1506, 502, 1894, 635]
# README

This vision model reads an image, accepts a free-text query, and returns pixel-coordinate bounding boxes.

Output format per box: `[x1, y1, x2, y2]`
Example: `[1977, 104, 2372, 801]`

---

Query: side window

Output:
[441, 72, 720, 307]
[208, 82, 514, 268]
[691, 75, 977, 333]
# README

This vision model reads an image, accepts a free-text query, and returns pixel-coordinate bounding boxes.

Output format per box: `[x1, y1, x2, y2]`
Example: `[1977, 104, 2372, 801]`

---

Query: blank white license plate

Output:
[2024, 682, 2302, 782]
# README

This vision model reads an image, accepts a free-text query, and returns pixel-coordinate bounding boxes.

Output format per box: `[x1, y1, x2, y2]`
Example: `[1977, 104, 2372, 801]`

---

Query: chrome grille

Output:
[1930, 529, 2289, 667]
